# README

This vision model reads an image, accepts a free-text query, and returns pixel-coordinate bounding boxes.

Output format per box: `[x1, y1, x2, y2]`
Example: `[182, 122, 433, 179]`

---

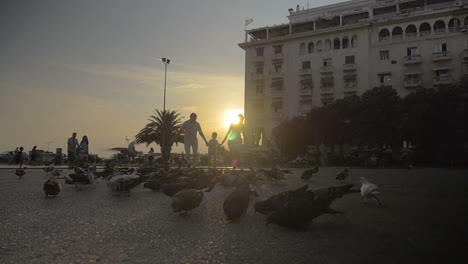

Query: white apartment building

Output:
[239, 0, 468, 145]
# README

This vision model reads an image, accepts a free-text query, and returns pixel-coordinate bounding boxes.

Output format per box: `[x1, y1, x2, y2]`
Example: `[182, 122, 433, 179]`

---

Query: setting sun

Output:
[223, 109, 244, 128]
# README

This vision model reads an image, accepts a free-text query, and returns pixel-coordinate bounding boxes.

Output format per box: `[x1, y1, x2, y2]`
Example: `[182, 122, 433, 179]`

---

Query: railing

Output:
[433, 76, 452, 84]
[272, 53, 283, 60]
[405, 32, 417, 39]
[404, 55, 421, 64]
[434, 28, 446, 34]
[320, 65, 334, 73]
[432, 51, 451, 61]
[344, 82, 357, 90]
[342, 63, 357, 71]
[420, 31, 431, 37]
[404, 79, 422, 87]
[299, 68, 312, 74]
[299, 88, 312, 96]
[320, 86, 334, 93]
[269, 70, 283, 77]
[270, 89, 284, 97]
[392, 34, 403, 40]
[251, 73, 264, 79]
[379, 36, 390, 42]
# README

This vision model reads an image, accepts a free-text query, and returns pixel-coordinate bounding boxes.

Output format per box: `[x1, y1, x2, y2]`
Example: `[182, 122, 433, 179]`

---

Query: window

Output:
[302, 61, 311, 69]
[271, 100, 283, 112]
[380, 50, 390, 60]
[434, 43, 447, 53]
[271, 79, 283, 91]
[344, 74, 357, 83]
[273, 45, 282, 54]
[345, 55, 355, 64]
[273, 63, 282, 73]
[351, 35, 358, 48]
[324, 39, 331, 51]
[300, 79, 313, 89]
[435, 69, 449, 77]
[406, 74, 420, 81]
[342, 37, 349, 49]
[255, 83, 264, 95]
[379, 74, 391, 85]
[333, 38, 340, 50]
[256, 47, 264, 56]
[256, 67, 263, 74]
[407, 47, 419, 56]
[299, 43, 306, 55]
[320, 77, 334, 88]
[463, 64, 468, 74]
[323, 58, 332, 67]
[316, 40, 323, 52]
[307, 42, 315, 53]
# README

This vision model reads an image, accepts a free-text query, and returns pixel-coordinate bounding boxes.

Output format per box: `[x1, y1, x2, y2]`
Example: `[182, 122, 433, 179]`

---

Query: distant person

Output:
[148, 147, 154, 155]
[31, 146, 37, 163]
[180, 113, 208, 166]
[221, 114, 245, 168]
[9, 147, 19, 165]
[79, 135, 89, 164]
[208, 132, 221, 167]
[67, 132, 79, 167]
[14, 147, 24, 168]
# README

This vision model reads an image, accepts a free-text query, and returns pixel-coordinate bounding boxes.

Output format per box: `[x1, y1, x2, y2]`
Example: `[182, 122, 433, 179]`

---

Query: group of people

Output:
[67, 132, 89, 167]
[181, 112, 245, 167]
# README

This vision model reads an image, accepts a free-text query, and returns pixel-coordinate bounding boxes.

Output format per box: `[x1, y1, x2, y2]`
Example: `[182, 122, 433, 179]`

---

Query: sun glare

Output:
[223, 109, 244, 128]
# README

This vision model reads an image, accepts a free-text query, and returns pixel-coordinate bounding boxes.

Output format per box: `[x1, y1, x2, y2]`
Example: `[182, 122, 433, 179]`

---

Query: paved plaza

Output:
[1, 167, 467, 263]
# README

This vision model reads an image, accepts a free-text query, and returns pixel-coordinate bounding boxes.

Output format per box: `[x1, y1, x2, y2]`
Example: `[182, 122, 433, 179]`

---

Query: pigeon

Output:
[265, 184, 356, 229]
[15, 168, 27, 179]
[171, 183, 216, 214]
[360, 177, 382, 205]
[43, 177, 61, 198]
[223, 183, 258, 221]
[254, 185, 310, 215]
[301, 166, 319, 181]
[161, 182, 194, 197]
[64, 170, 95, 189]
[43, 166, 55, 174]
[258, 166, 285, 181]
[107, 173, 147, 195]
[335, 168, 349, 182]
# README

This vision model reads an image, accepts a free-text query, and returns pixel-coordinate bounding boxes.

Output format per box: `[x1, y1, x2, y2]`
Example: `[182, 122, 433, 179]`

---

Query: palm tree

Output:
[135, 109, 184, 168]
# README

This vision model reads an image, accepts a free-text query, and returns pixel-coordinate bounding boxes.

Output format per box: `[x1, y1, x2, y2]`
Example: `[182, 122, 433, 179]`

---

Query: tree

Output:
[135, 109, 184, 168]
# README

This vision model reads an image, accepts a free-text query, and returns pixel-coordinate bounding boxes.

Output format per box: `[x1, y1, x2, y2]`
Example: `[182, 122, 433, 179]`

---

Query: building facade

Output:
[239, 0, 468, 145]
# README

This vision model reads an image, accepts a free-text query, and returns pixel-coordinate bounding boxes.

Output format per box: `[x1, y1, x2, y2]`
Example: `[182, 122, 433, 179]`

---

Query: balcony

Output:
[404, 79, 422, 88]
[405, 32, 417, 39]
[433, 76, 453, 86]
[379, 36, 390, 42]
[272, 53, 283, 60]
[299, 88, 313, 96]
[462, 49, 468, 59]
[299, 68, 312, 75]
[252, 56, 264, 62]
[271, 111, 283, 119]
[432, 51, 451, 61]
[271, 89, 284, 97]
[320, 65, 334, 73]
[420, 31, 431, 37]
[404, 55, 422, 64]
[320, 86, 334, 94]
[344, 82, 357, 91]
[269, 71, 283, 78]
[251, 73, 264, 80]
[342, 63, 357, 71]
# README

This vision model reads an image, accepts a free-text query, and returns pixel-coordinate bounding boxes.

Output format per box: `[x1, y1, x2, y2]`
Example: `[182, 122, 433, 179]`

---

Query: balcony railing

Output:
[434, 28, 446, 34]
[432, 51, 451, 61]
[320, 86, 334, 94]
[379, 36, 390, 42]
[462, 49, 468, 59]
[420, 31, 431, 37]
[404, 79, 422, 88]
[271, 111, 283, 119]
[404, 55, 422, 64]
[392, 34, 403, 40]
[299, 88, 313, 96]
[252, 56, 264, 62]
[269, 71, 284, 77]
[342, 63, 357, 71]
[299, 68, 312, 75]
[320, 65, 334, 73]
[433, 76, 453, 85]
[251, 73, 264, 80]
[405, 32, 417, 39]
[344, 82, 357, 90]
[272, 53, 283, 60]
[271, 89, 284, 97]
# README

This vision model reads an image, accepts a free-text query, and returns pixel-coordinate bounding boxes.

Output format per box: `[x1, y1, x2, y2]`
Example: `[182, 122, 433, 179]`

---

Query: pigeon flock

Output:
[14, 164, 382, 230]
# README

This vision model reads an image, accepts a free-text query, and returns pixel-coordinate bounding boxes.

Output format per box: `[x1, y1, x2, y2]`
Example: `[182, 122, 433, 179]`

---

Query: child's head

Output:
[211, 132, 217, 139]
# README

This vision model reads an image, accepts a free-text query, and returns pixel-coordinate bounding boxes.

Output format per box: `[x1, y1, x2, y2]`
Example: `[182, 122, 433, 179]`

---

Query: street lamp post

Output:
[161, 58, 171, 111]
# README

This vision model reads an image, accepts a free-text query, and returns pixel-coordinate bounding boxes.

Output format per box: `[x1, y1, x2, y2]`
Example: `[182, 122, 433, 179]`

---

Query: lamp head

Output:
[162, 58, 166, 63]
[167, 59, 171, 64]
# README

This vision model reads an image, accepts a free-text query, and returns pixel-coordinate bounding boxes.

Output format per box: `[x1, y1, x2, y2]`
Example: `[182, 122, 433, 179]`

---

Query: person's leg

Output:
[184, 137, 192, 165]
[192, 139, 199, 165]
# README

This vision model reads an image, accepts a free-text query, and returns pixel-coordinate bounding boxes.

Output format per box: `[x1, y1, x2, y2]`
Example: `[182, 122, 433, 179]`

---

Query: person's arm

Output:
[197, 123, 208, 145]
[221, 125, 232, 145]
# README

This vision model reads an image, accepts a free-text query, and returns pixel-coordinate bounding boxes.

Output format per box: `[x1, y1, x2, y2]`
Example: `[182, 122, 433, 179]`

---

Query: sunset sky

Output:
[0, 0, 344, 157]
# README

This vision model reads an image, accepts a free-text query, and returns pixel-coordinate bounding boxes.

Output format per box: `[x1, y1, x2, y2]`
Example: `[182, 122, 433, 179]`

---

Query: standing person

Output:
[30, 146, 37, 164]
[180, 113, 208, 167]
[208, 132, 221, 167]
[221, 114, 245, 168]
[14, 147, 24, 168]
[67, 132, 79, 168]
[79, 135, 89, 165]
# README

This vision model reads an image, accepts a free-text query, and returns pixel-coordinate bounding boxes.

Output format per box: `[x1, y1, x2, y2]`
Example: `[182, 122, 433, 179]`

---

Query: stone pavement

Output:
[1, 167, 467, 263]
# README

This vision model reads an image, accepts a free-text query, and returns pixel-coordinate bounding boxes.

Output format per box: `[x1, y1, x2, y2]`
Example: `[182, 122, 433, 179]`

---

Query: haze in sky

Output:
[0, 0, 346, 157]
